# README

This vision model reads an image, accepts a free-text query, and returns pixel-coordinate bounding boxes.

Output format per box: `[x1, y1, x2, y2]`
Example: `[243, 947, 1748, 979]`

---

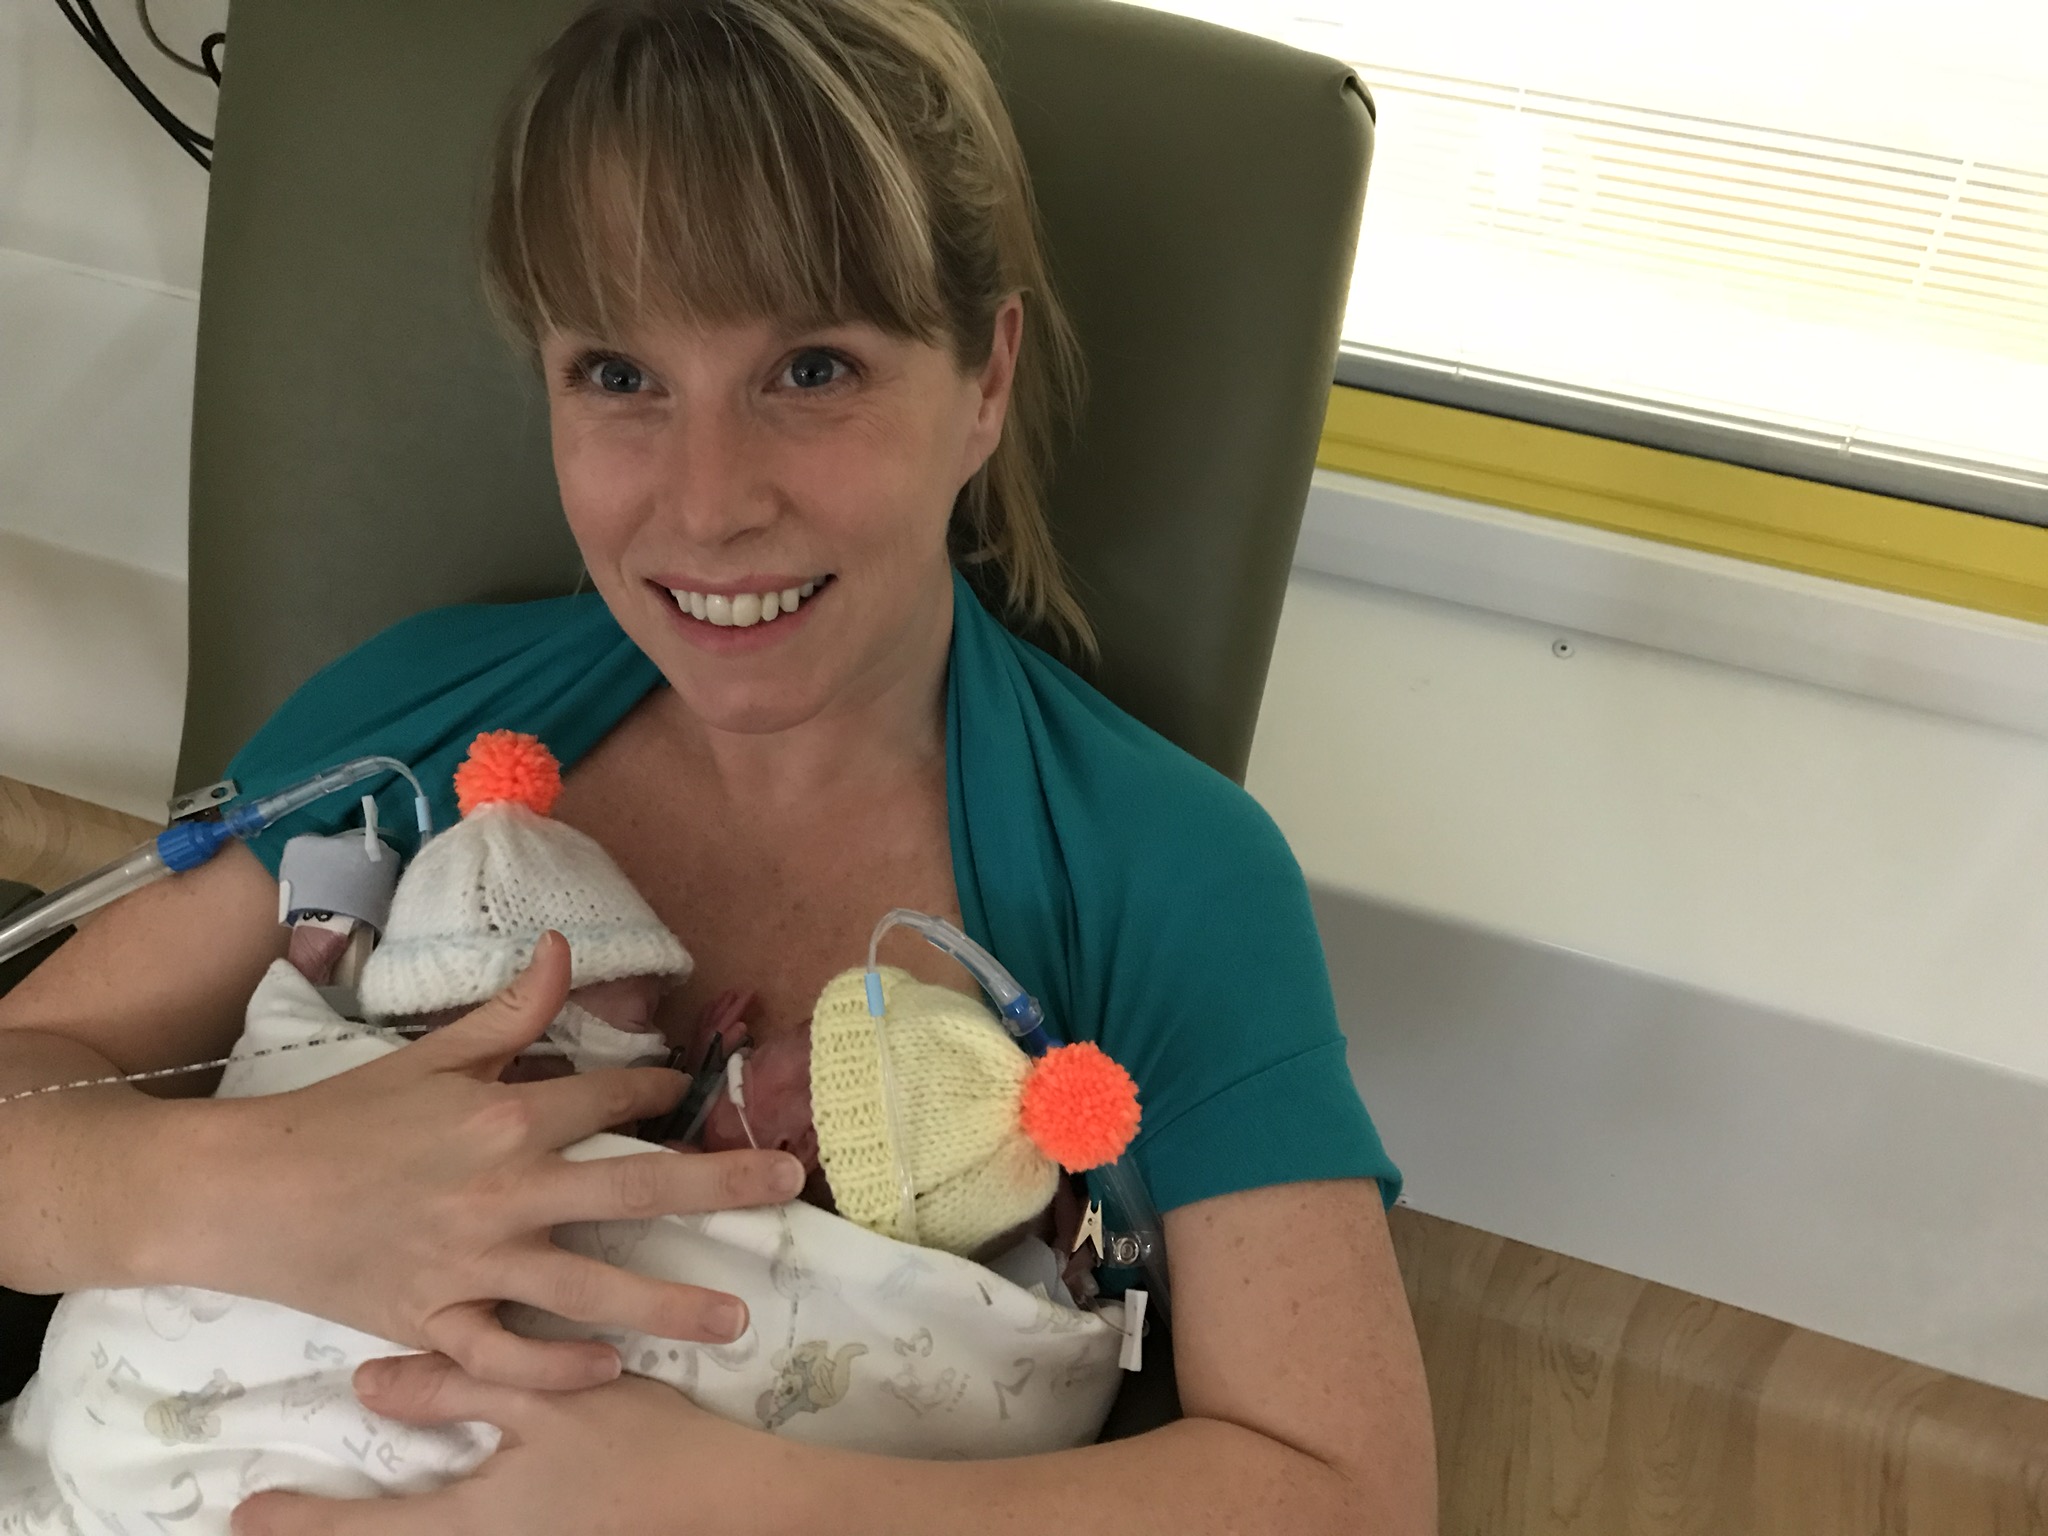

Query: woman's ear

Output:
[962, 294, 1025, 472]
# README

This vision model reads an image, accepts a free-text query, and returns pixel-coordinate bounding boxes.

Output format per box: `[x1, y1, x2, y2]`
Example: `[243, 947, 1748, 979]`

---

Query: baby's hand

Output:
[689, 989, 758, 1059]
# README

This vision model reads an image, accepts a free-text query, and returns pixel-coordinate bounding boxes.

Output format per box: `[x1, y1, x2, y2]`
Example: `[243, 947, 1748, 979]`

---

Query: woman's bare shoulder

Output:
[0, 842, 285, 1084]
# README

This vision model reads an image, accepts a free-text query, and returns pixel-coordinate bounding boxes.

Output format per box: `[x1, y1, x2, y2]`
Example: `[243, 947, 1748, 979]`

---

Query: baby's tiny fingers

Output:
[509, 1251, 752, 1345]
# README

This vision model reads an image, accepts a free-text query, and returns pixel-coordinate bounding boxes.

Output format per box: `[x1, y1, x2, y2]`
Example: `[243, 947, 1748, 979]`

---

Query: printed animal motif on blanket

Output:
[145, 1370, 245, 1445]
[756, 1341, 868, 1430]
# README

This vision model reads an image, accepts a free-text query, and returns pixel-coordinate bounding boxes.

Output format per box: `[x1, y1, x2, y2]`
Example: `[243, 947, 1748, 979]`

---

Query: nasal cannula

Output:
[0, 757, 434, 968]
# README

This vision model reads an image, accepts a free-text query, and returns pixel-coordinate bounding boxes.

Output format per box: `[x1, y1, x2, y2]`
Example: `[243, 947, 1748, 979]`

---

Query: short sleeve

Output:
[1096, 779, 1401, 1214]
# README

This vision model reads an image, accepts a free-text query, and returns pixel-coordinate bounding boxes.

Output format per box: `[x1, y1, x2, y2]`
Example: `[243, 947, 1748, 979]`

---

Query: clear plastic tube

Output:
[243, 755, 433, 842]
[0, 846, 171, 964]
[865, 908, 1052, 1053]
[1095, 1157, 1171, 1319]
[0, 757, 434, 969]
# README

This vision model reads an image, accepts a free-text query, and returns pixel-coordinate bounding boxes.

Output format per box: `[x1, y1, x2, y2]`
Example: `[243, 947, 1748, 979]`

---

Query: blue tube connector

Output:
[154, 800, 270, 872]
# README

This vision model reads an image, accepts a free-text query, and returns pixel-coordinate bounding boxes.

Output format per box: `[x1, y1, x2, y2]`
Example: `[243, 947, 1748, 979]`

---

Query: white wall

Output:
[0, 0, 219, 815]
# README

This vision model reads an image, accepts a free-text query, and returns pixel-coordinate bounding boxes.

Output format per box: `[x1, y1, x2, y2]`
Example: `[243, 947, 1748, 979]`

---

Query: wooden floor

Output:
[6, 774, 2045, 1532]
[0, 773, 161, 892]
[1393, 1207, 2048, 1536]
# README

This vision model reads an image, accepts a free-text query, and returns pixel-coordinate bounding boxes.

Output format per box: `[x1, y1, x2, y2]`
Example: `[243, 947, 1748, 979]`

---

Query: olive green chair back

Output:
[177, 0, 1373, 789]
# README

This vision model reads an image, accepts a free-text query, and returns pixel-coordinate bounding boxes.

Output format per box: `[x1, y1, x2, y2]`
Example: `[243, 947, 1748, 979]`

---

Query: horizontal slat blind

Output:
[1125, 0, 2048, 501]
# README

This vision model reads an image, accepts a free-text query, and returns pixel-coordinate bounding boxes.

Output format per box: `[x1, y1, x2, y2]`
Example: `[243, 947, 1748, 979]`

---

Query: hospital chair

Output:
[2, 0, 1373, 1429]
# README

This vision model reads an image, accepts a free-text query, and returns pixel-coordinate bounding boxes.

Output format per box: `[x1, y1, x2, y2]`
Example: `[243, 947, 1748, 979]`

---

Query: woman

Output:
[0, 0, 1435, 1529]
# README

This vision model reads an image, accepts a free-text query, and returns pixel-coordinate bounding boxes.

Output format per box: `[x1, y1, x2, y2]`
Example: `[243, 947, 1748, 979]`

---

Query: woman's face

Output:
[541, 302, 1022, 735]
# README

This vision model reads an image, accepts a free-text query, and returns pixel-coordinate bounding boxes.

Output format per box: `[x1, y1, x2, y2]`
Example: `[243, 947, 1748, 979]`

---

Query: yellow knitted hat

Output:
[809, 965, 1140, 1258]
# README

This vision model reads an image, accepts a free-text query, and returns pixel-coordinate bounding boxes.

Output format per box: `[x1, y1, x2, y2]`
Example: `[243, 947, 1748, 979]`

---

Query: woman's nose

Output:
[653, 399, 776, 543]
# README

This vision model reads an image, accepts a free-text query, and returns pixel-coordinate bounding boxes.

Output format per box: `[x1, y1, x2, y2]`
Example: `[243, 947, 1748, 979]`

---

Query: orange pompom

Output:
[1017, 1042, 1141, 1172]
[453, 730, 563, 818]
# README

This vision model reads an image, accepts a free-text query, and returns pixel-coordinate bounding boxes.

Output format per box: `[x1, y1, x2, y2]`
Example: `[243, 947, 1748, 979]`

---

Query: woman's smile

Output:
[648, 573, 838, 652]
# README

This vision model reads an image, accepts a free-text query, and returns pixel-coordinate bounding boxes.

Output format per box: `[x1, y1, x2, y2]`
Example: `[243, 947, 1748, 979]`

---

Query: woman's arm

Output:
[0, 850, 809, 1388]
[236, 1178, 1438, 1536]
[798, 1178, 1437, 1533]
[0, 843, 286, 1290]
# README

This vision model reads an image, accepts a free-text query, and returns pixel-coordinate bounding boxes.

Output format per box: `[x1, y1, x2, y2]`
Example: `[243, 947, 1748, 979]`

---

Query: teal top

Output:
[227, 571, 1400, 1214]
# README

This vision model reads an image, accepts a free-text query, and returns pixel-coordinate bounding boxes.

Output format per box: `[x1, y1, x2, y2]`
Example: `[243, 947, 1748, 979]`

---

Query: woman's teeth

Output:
[669, 580, 820, 628]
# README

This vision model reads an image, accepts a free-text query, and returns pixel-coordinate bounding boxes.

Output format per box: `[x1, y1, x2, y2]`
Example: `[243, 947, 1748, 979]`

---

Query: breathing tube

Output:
[0, 758, 433, 967]
[864, 908, 1172, 1317]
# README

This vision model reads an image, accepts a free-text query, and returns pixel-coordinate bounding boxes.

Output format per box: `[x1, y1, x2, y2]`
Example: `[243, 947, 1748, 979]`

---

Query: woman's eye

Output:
[579, 355, 646, 394]
[781, 349, 850, 391]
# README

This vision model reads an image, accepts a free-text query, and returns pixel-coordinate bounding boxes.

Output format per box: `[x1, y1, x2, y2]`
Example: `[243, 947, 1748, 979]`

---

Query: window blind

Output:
[1128, 0, 2048, 517]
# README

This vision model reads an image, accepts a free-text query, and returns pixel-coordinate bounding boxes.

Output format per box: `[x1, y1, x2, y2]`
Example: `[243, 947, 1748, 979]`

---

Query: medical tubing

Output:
[864, 907, 1054, 1054]
[0, 757, 434, 967]
[1095, 1157, 1172, 1319]
[245, 756, 434, 845]
[0, 846, 172, 964]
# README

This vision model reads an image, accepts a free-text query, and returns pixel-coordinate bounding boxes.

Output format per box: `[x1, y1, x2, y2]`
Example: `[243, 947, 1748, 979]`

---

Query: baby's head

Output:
[693, 968, 1140, 1261]
[357, 732, 691, 1068]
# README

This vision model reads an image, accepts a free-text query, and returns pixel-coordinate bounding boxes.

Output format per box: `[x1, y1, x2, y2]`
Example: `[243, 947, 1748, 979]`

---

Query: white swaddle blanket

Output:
[0, 963, 1127, 1534]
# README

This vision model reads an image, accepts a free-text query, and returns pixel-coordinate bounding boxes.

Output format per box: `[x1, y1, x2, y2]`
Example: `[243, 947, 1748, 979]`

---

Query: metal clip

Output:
[168, 780, 237, 824]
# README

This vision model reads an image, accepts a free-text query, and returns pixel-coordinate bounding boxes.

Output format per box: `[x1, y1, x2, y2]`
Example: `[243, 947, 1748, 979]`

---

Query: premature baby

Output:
[0, 734, 1140, 1534]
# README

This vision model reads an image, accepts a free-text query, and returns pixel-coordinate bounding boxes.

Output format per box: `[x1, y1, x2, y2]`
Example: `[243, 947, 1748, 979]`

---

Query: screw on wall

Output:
[1551, 638, 1575, 659]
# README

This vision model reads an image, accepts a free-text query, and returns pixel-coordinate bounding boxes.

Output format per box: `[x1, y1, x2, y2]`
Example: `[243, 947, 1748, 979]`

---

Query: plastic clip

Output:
[1071, 1199, 1105, 1263]
[1118, 1288, 1148, 1372]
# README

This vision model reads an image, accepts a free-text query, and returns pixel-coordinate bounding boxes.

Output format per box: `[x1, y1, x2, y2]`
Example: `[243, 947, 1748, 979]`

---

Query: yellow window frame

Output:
[1318, 385, 2048, 627]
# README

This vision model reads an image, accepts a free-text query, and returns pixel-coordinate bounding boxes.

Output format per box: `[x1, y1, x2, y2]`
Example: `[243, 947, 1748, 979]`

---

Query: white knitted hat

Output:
[357, 732, 692, 1018]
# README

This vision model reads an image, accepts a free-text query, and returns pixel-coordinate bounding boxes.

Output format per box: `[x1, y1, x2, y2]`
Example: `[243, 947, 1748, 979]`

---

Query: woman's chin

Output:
[662, 664, 845, 737]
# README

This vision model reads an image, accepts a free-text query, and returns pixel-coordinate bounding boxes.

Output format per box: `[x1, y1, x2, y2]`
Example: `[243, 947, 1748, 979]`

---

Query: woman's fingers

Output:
[422, 1301, 623, 1391]
[503, 1248, 753, 1344]
[500, 1063, 688, 1153]
[523, 1142, 805, 1227]
[400, 930, 572, 1079]
[354, 1351, 546, 1433]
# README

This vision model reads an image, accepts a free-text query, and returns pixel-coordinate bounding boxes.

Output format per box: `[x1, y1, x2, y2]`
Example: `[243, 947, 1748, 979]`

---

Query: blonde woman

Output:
[0, 0, 1435, 1530]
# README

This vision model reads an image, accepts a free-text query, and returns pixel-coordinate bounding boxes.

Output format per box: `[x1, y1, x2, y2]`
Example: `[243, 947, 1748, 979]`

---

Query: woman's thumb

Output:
[407, 930, 571, 1075]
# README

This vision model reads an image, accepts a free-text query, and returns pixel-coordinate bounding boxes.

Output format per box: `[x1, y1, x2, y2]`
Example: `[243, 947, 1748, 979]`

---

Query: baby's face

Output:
[406, 972, 667, 1085]
[699, 1022, 828, 1201]
[568, 973, 663, 1033]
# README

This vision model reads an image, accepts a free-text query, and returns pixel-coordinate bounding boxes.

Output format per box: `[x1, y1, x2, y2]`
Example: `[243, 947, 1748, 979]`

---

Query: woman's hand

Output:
[186, 932, 808, 1389]
[232, 1353, 791, 1536]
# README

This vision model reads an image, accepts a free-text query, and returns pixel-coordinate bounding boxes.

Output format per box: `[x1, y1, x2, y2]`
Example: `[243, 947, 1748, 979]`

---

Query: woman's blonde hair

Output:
[482, 0, 1093, 655]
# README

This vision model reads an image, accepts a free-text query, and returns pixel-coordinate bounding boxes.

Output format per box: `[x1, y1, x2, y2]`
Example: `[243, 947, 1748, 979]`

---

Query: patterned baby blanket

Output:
[0, 962, 1126, 1534]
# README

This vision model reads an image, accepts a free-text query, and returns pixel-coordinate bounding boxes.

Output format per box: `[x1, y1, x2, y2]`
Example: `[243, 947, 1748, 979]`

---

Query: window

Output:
[1126, 0, 2048, 522]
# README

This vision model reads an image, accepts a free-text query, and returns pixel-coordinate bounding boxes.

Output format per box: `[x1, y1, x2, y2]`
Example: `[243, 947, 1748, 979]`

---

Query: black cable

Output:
[134, 0, 205, 74]
[199, 32, 225, 86]
[55, 0, 210, 155]
[50, 0, 213, 170]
